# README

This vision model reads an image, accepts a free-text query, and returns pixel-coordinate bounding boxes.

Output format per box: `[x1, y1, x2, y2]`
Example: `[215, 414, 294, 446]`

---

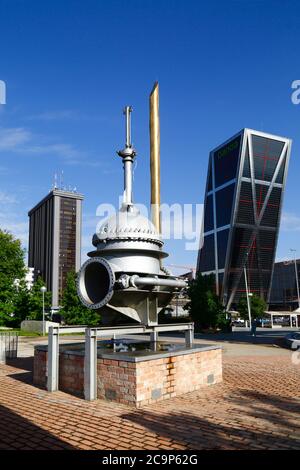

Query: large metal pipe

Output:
[150, 82, 161, 234]
[130, 275, 187, 289]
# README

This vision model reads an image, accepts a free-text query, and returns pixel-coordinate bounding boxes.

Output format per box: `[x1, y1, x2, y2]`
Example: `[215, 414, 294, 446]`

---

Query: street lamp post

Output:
[244, 265, 252, 330]
[290, 249, 300, 309]
[40, 286, 47, 336]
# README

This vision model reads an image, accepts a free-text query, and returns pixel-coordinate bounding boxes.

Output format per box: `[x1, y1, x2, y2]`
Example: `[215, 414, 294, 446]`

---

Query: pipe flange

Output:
[77, 257, 115, 310]
[129, 275, 139, 288]
[117, 274, 130, 289]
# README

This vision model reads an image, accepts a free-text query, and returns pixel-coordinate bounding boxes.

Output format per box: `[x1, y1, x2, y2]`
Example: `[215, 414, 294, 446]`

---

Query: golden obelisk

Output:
[149, 81, 161, 234]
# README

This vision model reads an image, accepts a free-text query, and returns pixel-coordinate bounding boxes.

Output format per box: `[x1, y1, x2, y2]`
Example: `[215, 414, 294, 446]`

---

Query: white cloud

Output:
[0, 125, 111, 167]
[0, 219, 28, 247]
[281, 212, 300, 232]
[0, 191, 17, 204]
[0, 125, 86, 164]
[26, 110, 79, 121]
[25, 142, 85, 164]
[0, 190, 27, 249]
[0, 209, 28, 249]
[0, 127, 32, 151]
[25, 109, 107, 123]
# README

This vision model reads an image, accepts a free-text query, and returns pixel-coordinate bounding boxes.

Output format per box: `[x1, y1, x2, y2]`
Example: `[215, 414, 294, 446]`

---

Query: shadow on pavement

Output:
[5, 357, 34, 386]
[0, 404, 76, 450]
[122, 389, 300, 450]
[6, 356, 33, 372]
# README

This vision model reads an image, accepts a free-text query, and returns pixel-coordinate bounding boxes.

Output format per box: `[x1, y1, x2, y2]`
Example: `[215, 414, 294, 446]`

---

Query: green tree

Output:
[237, 294, 267, 320]
[185, 273, 228, 330]
[27, 277, 52, 320]
[0, 229, 26, 326]
[60, 271, 101, 326]
[8, 280, 31, 327]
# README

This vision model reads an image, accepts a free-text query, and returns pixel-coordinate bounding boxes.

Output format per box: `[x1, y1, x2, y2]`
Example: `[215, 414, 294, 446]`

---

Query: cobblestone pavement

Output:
[0, 354, 299, 450]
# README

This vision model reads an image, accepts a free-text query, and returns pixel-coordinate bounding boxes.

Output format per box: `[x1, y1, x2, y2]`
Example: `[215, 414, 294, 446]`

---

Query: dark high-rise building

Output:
[269, 259, 300, 310]
[28, 189, 83, 308]
[197, 129, 292, 310]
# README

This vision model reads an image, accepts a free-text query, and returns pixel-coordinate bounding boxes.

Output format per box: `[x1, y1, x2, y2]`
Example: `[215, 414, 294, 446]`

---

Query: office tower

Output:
[197, 129, 291, 310]
[269, 258, 300, 311]
[28, 189, 83, 308]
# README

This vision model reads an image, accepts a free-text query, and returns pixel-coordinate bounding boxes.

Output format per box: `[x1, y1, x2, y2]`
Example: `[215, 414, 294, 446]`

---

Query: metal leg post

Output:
[47, 326, 59, 392]
[84, 328, 97, 401]
[185, 325, 194, 348]
[150, 331, 158, 342]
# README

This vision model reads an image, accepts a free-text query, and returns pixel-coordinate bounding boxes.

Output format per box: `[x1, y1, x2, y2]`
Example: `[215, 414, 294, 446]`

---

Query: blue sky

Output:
[0, 0, 300, 272]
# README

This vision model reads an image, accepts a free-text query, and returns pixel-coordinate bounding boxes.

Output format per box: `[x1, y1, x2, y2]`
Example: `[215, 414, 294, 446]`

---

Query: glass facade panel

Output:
[260, 187, 281, 227]
[242, 142, 251, 178]
[236, 182, 255, 225]
[252, 135, 285, 182]
[230, 227, 253, 269]
[257, 230, 276, 268]
[213, 136, 241, 188]
[203, 194, 214, 233]
[275, 152, 286, 184]
[255, 183, 268, 217]
[217, 229, 229, 270]
[207, 160, 212, 192]
[199, 234, 215, 273]
[216, 184, 235, 228]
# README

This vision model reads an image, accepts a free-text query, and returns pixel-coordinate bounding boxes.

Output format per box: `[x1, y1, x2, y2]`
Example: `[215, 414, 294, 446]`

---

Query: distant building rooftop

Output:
[28, 189, 83, 216]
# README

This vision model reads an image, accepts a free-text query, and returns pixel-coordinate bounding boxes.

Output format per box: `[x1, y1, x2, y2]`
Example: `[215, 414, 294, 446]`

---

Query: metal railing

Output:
[47, 323, 194, 400]
[0, 332, 18, 363]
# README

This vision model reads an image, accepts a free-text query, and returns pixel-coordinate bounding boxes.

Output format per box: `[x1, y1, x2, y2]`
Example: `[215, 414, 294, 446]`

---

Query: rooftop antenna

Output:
[53, 173, 58, 190]
[60, 170, 64, 190]
[117, 106, 137, 206]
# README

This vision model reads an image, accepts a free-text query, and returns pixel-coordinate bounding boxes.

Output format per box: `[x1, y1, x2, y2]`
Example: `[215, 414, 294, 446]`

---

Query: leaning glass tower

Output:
[197, 129, 292, 310]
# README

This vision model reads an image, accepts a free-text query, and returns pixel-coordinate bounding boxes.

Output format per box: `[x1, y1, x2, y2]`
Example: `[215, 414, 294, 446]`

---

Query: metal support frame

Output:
[150, 331, 158, 342]
[47, 326, 59, 392]
[185, 325, 194, 348]
[46, 322, 194, 400]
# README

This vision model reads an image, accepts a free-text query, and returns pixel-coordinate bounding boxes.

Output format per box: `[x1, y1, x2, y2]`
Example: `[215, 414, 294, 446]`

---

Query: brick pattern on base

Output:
[34, 348, 222, 406]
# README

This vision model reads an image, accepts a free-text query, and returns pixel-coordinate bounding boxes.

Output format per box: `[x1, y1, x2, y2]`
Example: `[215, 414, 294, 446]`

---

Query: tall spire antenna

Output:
[117, 106, 137, 206]
[125, 105, 132, 147]
[149, 81, 161, 234]
[53, 172, 58, 190]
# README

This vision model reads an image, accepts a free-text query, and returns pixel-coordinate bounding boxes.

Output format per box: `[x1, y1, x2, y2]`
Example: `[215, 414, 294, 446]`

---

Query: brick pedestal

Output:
[34, 343, 222, 407]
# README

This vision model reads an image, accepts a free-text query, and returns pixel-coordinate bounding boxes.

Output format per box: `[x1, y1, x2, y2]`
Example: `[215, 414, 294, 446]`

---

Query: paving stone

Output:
[0, 354, 299, 449]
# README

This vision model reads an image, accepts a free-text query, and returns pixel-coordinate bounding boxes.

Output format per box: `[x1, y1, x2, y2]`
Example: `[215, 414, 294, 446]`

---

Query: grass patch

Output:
[0, 328, 41, 337]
